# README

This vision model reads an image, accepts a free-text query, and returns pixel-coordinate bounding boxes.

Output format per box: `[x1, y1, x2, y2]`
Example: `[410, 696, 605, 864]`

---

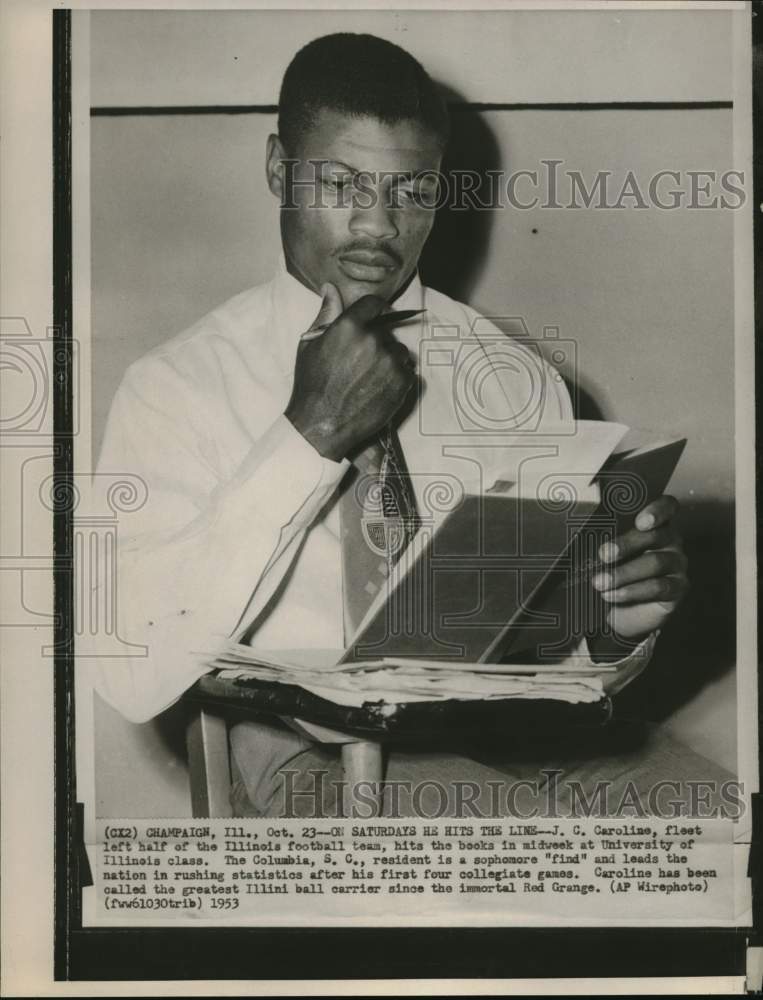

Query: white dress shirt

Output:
[92, 261, 652, 723]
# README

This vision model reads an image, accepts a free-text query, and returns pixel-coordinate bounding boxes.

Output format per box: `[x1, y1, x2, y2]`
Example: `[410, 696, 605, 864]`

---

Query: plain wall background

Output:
[88, 9, 738, 817]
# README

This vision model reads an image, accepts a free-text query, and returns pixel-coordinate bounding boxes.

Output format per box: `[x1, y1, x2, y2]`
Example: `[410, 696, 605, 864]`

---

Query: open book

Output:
[209, 422, 686, 708]
[211, 643, 617, 707]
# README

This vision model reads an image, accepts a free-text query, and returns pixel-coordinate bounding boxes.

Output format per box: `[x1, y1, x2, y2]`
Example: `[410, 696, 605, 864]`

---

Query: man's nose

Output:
[348, 195, 398, 240]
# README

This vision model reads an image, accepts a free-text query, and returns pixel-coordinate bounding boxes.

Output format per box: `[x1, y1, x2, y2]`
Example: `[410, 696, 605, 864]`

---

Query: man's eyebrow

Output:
[318, 159, 361, 176]
[316, 160, 430, 183]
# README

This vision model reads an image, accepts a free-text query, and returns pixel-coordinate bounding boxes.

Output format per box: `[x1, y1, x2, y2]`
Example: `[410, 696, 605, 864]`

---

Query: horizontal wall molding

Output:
[91, 100, 733, 117]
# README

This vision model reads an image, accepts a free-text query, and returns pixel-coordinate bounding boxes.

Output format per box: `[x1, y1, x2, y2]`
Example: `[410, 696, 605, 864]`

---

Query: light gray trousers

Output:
[228, 716, 737, 819]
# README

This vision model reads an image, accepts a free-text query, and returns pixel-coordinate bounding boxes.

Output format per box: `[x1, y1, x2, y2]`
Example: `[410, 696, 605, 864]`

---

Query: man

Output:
[95, 33, 709, 819]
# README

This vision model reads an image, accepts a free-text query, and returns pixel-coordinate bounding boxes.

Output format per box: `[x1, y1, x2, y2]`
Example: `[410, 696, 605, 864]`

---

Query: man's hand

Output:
[591, 494, 688, 641]
[284, 282, 416, 461]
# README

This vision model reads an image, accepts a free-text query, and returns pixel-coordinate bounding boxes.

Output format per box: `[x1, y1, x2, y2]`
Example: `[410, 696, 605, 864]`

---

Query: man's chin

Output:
[336, 275, 400, 306]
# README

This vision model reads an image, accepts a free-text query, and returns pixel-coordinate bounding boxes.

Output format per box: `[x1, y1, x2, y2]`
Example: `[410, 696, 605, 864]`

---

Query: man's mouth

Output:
[337, 249, 399, 283]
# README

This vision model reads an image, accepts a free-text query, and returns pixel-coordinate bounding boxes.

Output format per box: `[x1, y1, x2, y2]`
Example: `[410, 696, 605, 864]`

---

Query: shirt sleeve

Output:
[90, 356, 348, 723]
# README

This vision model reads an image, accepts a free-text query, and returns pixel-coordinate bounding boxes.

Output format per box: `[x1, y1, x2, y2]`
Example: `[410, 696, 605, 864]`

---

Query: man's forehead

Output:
[294, 109, 442, 171]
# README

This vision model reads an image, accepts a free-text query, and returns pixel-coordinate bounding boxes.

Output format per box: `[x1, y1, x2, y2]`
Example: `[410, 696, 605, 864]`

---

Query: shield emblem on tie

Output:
[361, 516, 406, 558]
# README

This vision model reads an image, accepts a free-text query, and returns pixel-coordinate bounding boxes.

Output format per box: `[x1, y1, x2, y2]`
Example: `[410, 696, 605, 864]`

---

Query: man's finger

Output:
[634, 493, 679, 531]
[592, 548, 687, 591]
[306, 281, 345, 335]
[390, 339, 417, 377]
[598, 524, 674, 563]
[600, 573, 688, 604]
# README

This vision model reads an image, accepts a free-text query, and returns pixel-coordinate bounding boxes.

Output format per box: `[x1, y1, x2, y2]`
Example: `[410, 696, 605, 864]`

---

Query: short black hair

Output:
[278, 33, 450, 154]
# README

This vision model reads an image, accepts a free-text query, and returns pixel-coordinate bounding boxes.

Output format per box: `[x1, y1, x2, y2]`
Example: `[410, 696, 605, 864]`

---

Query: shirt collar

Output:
[269, 255, 425, 376]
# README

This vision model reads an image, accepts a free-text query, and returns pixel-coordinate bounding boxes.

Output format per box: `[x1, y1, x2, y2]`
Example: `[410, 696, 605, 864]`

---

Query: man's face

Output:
[268, 109, 443, 306]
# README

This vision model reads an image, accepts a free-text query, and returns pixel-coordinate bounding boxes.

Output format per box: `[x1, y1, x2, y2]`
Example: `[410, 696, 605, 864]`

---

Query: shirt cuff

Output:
[579, 631, 658, 696]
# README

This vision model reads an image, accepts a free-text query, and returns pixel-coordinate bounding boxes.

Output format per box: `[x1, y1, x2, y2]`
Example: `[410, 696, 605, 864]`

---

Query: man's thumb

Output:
[309, 281, 344, 332]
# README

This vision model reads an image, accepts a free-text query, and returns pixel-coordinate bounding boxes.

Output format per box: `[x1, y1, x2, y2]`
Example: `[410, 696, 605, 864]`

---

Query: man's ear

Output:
[265, 133, 287, 200]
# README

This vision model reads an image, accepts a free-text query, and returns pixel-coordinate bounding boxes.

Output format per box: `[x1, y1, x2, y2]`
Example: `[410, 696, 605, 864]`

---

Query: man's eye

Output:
[389, 185, 416, 206]
[323, 176, 351, 190]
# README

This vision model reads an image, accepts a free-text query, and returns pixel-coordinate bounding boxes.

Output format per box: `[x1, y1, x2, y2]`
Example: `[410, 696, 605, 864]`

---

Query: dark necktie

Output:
[339, 426, 420, 643]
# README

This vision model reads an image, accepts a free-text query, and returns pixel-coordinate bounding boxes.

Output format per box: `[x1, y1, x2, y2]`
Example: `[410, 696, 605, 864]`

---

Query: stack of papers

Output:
[206, 642, 616, 708]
